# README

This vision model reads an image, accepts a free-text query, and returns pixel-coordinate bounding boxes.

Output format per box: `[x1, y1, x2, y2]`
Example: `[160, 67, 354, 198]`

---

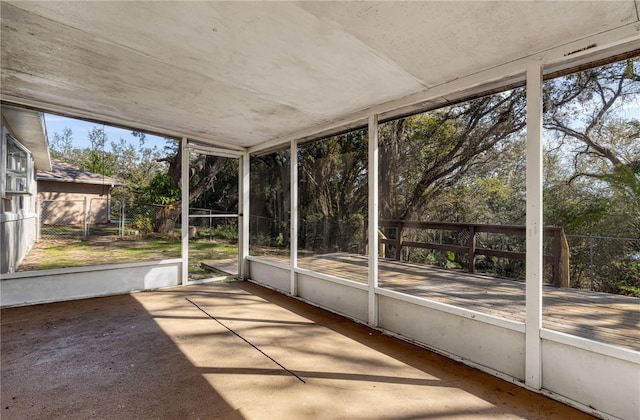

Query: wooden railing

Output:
[366, 220, 569, 287]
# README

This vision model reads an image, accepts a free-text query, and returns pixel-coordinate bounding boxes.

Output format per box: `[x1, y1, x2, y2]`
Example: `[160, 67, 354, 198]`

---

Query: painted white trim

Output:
[290, 138, 299, 296]
[188, 214, 238, 219]
[367, 114, 379, 326]
[0, 211, 38, 222]
[375, 286, 526, 333]
[180, 137, 189, 285]
[0, 258, 182, 280]
[294, 266, 369, 291]
[525, 60, 544, 390]
[540, 328, 640, 364]
[247, 255, 291, 271]
[240, 151, 250, 279]
[187, 143, 244, 158]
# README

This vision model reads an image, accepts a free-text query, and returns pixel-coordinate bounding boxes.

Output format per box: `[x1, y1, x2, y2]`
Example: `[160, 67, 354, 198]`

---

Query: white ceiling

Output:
[1, 1, 639, 151]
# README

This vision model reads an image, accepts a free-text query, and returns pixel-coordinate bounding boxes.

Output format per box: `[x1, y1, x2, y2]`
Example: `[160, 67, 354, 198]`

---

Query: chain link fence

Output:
[39, 197, 114, 239]
[566, 235, 640, 295]
[188, 207, 238, 241]
[38, 197, 179, 241]
[38, 198, 244, 242]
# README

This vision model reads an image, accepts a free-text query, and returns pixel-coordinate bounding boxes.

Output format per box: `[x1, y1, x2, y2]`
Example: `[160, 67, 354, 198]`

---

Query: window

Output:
[4, 134, 32, 195]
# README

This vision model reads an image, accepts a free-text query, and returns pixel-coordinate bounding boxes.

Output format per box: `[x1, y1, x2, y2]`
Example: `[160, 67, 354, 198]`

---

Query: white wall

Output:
[541, 331, 640, 420]
[0, 212, 38, 273]
[0, 259, 181, 307]
[247, 257, 290, 293]
[297, 271, 368, 322]
[377, 291, 525, 380]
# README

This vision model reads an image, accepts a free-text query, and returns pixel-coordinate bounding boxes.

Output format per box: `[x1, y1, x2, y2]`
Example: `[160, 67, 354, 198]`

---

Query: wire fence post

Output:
[120, 200, 126, 237]
[589, 236, 595, 291]
[83, 196, 88, 240]
[36, 196, 41, 242]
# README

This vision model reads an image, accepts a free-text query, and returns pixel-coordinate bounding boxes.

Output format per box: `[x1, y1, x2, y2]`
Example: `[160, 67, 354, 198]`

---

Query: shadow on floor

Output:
[1, 294, 243, 419]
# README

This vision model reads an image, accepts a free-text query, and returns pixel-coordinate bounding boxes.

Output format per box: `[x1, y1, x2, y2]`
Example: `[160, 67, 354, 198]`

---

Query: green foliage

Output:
[129, 215, 154, 234]
[144, 173, 181, 204]
[209, 224, 238, 241]
[297, 128, 368, 254]
[444, 251, 462, 269]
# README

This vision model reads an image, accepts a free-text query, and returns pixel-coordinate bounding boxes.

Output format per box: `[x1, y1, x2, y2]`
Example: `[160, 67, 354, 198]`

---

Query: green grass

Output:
[19, 237, 238, 272]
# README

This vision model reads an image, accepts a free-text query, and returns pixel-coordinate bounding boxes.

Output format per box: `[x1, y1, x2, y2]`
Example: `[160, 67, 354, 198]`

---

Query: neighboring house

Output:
[0, 106, 51, 274]
[38, 160, 122, 226]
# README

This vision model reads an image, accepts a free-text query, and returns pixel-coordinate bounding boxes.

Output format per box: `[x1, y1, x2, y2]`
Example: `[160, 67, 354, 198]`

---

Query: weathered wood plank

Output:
[291, 253, 640, 351]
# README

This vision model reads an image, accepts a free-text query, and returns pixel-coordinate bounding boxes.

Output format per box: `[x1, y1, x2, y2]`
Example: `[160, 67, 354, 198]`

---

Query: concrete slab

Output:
[1, 281, 594, 419]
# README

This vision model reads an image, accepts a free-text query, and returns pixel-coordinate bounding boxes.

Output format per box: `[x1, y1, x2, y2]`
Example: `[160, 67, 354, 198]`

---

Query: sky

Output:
[44, 114, 173, 151]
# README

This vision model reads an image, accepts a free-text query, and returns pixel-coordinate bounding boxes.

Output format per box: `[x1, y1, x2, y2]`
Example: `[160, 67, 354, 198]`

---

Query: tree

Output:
[380, 87, 527, 221]
[50, 127, 74, 159]
[543, 58, 640, 237]
[542, 57, 640, 295]
[250, 151, 290, 237]
[297, 129, 368, 252]
[148, 145, 229, 234]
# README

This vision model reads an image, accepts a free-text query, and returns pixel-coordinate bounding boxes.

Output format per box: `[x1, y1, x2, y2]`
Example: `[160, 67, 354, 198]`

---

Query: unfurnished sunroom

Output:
[1, 2, 639, 420]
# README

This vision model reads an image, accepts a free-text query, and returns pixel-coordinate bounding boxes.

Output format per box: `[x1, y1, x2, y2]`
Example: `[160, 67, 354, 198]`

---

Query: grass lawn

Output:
[18, 237, 238, 272]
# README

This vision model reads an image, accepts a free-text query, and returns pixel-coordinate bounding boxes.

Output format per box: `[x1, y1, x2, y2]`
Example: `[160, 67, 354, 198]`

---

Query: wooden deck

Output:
[260, 253, 639, 351]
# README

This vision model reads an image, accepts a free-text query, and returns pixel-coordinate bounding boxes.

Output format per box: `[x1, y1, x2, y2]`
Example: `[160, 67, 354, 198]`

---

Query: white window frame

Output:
[2, 132, 33, 197]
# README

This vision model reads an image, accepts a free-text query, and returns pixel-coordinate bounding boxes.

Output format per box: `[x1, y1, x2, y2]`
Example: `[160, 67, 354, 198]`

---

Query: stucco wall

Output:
[39, 182, 111, 225]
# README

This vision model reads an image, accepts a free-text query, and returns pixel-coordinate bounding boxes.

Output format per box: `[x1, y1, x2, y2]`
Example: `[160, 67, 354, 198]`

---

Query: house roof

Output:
[1, 106, 51, 171]
[1, 2, 639, 152]
[37, 159, 123, 187]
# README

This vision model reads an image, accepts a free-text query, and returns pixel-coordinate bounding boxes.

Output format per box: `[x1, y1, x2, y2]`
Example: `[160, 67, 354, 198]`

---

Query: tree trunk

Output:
[154, 147, 227, 234]
[155, 204, 181, 234]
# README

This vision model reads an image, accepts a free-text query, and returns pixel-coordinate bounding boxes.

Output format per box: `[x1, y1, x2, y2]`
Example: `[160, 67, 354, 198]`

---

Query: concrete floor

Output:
[1, 281, 594, 419]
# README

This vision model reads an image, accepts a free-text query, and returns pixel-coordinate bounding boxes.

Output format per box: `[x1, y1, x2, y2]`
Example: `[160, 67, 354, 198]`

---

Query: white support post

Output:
[367, 114, 379, 327]
[180, 137, 189, 285]
[290, 139, 299, 296]
[525, 60, 544, 389]
[239, 150, 250, 279]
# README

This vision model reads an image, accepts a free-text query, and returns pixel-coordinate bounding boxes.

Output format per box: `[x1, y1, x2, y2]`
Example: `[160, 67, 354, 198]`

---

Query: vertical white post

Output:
[368, 114, 379, 327]
[290, 139, 299, 296]
[525, 60, 544, 389]
[239, 150, 250, 279]
[180, 137, 189, 285]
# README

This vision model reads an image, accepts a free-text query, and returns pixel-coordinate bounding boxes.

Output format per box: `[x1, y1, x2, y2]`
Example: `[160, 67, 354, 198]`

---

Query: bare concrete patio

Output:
[1, 280, 594, 419]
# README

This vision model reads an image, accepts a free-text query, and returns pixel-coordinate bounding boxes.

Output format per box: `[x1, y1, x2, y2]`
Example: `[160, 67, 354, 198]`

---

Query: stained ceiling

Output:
[1, 1, 639, 151]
